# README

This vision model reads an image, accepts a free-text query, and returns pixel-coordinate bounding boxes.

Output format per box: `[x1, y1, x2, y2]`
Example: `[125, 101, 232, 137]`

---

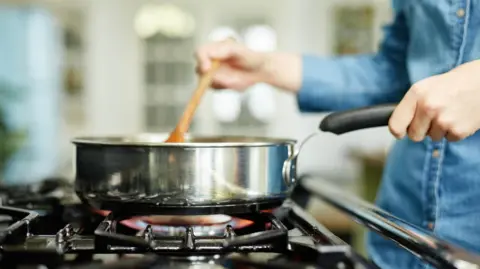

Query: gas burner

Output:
[93, 209, 253, 236]
[125, 216, 253, 237]
[138, 215, 233, 225]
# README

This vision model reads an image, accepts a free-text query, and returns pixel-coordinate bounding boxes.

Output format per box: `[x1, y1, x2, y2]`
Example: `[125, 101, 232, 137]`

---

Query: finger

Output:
[389, 90, 419, 139]
[427, 121, 446, 142]
[195, 54, 211, 73]
[407, 106, 433, 142]
[445, 126, 473, 142]
[207, 43, 236, 60]
[446, 131, 462, 142]
[195, 65, 202, 75]
[203, 63, 245, 90]
[214, 69, 241, 89]
[196, 42, 239, 73]
[211, 81, 226, 90]
[195, 46, 211, 71]
[441, 104, 473, 142]
[196, 64, 229, 89]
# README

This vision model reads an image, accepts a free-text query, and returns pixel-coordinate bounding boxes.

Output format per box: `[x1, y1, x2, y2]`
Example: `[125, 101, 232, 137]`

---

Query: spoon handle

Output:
[166, 60, 221, 142]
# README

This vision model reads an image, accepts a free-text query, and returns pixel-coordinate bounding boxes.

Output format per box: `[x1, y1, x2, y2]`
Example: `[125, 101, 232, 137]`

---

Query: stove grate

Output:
[0, 206, 38, 245]
[93, 210, 289, 254]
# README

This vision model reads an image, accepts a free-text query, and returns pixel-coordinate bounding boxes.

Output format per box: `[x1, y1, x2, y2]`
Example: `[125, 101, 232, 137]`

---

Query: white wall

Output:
[83, 0, 144, 135]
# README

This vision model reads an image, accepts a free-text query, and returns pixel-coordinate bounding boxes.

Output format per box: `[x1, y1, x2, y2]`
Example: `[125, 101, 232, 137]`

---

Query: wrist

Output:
[256, 52, 275, 84]
[256, 52, 302, 93]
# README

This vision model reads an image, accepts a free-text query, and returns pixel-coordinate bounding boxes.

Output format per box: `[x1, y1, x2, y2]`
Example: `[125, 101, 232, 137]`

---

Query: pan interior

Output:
[72, 133, 296, 147]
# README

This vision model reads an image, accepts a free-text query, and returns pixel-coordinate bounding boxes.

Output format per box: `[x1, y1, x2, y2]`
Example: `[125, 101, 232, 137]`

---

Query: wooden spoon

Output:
[165, 60, 221, 143]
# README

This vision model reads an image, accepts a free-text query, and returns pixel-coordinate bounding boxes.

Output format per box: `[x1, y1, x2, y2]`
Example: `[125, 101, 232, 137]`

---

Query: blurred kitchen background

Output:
[0, 0, 394, 253]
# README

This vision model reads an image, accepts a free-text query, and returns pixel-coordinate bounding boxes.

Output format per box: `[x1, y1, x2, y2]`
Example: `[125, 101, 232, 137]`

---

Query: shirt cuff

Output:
[296, 54, 338, 113]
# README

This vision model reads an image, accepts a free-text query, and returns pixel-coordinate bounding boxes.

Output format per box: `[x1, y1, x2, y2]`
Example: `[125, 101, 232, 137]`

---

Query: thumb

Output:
[196, 40, 241, 73]
[389, 89, 418, 138]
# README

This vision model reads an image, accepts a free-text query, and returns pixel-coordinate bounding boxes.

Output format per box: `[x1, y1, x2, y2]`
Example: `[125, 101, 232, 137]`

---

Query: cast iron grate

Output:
[93, 211, 289, 254]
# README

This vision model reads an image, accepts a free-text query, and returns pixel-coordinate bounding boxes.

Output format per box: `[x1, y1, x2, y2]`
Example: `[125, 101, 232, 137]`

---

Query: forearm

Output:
[258, 51, 409, 112]
[259, 52, 303, 93]
[297, 54, 410, 112]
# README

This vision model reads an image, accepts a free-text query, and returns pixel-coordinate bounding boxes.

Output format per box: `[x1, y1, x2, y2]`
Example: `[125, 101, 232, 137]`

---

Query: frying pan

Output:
[72, 104, 395, 215]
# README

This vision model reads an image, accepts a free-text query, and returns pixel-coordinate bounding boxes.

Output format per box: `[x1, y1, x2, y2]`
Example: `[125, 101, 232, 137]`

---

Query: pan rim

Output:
[72, 133, 297, 147]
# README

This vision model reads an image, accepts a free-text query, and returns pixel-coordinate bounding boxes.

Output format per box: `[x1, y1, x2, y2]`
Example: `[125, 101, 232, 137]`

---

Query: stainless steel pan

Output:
[72, 104, 395, 215]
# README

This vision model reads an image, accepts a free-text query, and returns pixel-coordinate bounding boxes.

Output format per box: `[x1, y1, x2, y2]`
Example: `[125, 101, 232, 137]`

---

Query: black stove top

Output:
[0, 203, 374, 269]
[2, 177, 480, 269]
[0, 179, 375, 269]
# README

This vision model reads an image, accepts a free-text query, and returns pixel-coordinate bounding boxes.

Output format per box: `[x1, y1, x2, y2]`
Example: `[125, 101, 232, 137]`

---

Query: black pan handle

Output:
[319, 104, 396, 135]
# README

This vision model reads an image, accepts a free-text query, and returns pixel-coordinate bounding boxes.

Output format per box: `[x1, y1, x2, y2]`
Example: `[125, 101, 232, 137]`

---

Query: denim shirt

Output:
[298, 0, 480, 268]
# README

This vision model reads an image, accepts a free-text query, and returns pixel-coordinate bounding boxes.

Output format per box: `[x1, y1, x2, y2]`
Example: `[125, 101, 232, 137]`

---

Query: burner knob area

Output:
[224, 225, 236, 239]
[56, 224, 76, 244]
[140, 225, 153, 243]
[55, 230, 65, 243]
[64, 224, 74, 237]
[185, 227, 195, 250]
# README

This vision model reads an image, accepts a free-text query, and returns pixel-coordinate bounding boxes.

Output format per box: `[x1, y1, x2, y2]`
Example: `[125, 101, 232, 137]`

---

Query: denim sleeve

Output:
[297, 2, 410, 112]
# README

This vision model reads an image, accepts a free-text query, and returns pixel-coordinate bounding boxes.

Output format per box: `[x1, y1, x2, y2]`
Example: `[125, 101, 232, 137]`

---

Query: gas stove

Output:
[1, 176, 480, 269]
[0, 178, 374, 269]
[0, 203, 374, 269]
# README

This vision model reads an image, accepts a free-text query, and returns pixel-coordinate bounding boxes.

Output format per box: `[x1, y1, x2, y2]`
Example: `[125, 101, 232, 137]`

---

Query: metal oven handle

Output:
[289, 175, 480, 269]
